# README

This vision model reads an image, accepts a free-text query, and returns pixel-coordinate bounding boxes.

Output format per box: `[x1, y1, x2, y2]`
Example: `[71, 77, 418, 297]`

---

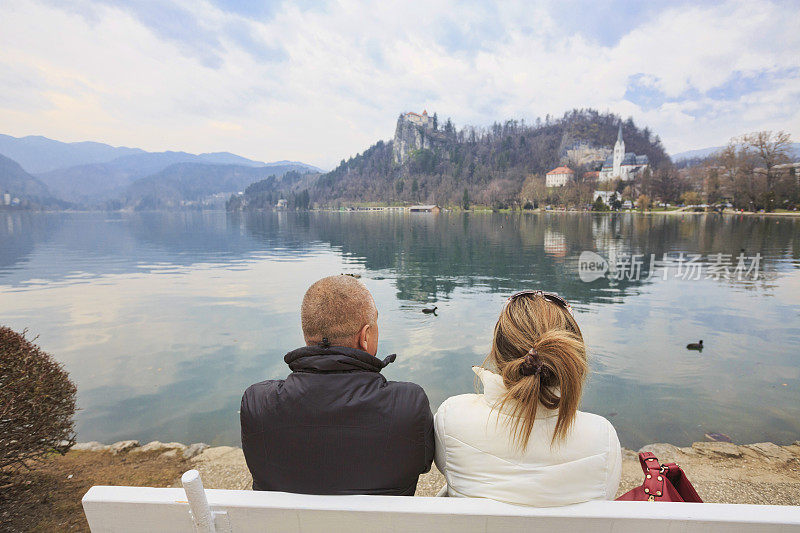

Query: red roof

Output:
[547, 166, 574, 175]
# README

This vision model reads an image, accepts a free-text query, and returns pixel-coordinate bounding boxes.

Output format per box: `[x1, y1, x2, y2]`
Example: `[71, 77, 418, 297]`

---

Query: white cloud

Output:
[0, 0, 798, 168]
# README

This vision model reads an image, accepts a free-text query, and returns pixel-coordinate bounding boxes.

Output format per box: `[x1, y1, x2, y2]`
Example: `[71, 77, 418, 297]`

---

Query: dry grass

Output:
[0, 450, 187, 532]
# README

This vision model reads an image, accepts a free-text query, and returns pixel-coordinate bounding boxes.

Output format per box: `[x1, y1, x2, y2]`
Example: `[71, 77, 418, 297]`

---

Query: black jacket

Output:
[240, 345, 435, 495]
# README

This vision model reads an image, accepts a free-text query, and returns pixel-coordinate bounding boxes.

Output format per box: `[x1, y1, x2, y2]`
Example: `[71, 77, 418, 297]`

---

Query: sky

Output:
[1, 0, 799, 169]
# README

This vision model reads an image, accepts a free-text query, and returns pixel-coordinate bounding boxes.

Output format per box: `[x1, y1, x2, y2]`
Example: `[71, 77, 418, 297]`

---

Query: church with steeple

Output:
[598, 124, 649, 182]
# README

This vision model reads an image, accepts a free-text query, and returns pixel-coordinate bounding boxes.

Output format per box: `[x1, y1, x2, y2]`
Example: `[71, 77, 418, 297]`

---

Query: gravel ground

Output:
[184, 440, 800, 504]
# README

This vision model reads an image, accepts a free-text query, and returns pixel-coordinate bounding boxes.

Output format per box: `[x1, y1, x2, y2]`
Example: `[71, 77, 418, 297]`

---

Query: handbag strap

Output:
[638, 452, 666, 500]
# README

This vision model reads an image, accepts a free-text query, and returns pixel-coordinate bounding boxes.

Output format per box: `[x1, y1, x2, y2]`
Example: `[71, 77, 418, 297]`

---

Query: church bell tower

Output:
[612, 124, 625, 178]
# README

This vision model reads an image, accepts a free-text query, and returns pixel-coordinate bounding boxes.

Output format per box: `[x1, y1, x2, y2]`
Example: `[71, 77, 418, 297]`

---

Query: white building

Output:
[593, 190, 615, 206]
[2, 192, 10, 206]
[402, 110, 435, 128]
[598, 125, 649, 182]
[546, 166, 575, 187]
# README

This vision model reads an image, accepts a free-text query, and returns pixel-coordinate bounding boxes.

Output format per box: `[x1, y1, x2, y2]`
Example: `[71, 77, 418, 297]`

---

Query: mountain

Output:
[304, 109, 669, 206]
[35, 150, 319, 205]
[121, 162, 316, 210]
[0, 153, 54, 205]
[672, 143, 800, 163]
[0, 133, 322, 205]
[0, 134, 145, 174]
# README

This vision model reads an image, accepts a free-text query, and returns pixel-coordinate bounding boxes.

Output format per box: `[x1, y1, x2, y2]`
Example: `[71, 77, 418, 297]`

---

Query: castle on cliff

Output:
[402, 110, 435, 128]
[598, 125, 649, 182]
[393, 110, 437, 164]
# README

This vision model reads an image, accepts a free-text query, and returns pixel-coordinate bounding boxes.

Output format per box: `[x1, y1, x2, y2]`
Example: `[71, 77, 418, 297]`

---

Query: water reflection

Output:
[1, 211, 798, 449]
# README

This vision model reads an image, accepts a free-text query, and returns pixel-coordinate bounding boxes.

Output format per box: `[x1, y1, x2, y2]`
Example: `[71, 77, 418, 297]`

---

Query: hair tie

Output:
[520, 348, 543, 377]
[320, 337, 330, 348]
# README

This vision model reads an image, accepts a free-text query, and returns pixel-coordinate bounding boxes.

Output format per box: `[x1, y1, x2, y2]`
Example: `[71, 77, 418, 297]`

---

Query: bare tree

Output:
[741, 131, 793, 192]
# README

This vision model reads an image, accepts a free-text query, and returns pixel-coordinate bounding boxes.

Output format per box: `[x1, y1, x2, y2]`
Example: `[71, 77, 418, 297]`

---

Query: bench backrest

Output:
[82, 484, 800, 532]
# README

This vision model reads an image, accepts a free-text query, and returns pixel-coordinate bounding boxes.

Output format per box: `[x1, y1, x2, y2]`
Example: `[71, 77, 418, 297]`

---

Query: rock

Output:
[743, 442, 794, 463]
[784, 444, 800, 457]
[109, 440, 139, 455]
[638, 443, 684, 463]
[392, 112, 443, 165]
[621, 448, 638, 461]
[691, 441, 742, 458]
[183, 443, 209, 459]
[71, 441, 111, 452]
[129, 441, 187, 455]
[161, 449, 179, 458]
[190, 446, 243, 463]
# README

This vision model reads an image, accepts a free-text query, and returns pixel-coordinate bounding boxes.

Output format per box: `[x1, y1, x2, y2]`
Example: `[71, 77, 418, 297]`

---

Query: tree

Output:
[297, 189, 310, 210]
[411, 178, 419, 201]
[462, 188, 470, 210]
[592, 196, 608, 211]
[433, 112, 438, 131]
[741, 131, 792, 192]
[610, 192, 622, 211]
[639, 167, 653, 197]
[681, 191, 702, 206]
[637, 194, 652, 211]
[1, 327, 76, 478]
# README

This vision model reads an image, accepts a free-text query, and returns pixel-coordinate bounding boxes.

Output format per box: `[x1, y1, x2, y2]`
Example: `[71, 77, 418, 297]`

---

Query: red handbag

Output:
[616, 452, 703, 502]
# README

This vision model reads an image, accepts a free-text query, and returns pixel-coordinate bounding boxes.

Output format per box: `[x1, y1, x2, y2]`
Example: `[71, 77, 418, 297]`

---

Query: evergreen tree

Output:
[610, 192, 622, 211]
[462, 188, 470, 210]
[593, 196, 607, 211]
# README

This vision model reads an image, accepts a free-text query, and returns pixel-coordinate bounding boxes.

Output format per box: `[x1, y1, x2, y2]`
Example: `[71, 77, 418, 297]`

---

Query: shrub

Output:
[0, 327, 76, 477]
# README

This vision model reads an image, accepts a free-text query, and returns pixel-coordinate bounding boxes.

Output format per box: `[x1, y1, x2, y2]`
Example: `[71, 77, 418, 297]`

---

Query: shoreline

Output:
[7, 207, 800, 217]
[9, 438, 800, 530]
[70, 438, 800, 503]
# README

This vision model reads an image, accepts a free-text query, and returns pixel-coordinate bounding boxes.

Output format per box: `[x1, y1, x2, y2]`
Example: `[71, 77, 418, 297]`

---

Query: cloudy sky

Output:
[1, 0, 799, 169]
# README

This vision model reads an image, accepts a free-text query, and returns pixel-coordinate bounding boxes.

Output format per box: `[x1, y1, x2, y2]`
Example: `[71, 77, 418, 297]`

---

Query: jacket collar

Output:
[285, 345, 396, 374]
[473, 366, 559, 418]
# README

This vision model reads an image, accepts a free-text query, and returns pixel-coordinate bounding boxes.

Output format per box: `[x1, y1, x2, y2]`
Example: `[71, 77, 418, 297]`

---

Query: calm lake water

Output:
[1, 211, 799, 450]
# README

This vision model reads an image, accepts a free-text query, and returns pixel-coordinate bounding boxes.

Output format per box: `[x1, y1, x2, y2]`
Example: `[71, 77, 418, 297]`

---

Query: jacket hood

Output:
[285, 345, 396, 373]
[473, 366, 558, 419]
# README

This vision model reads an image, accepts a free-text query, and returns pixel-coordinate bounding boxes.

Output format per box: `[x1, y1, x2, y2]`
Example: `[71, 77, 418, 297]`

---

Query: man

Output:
[240, 275, 434, 495]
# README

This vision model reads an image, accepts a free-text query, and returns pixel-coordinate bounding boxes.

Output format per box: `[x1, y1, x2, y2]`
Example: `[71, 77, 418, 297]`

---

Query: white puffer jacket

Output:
[434, 367, 621, 507]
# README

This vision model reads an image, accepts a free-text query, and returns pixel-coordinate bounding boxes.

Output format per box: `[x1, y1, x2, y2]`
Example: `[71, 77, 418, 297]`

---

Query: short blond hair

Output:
[301, 276, 377, 343]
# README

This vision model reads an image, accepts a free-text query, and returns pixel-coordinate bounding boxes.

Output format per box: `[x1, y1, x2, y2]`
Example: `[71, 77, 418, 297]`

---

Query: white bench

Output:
[81, 469, 800, 532]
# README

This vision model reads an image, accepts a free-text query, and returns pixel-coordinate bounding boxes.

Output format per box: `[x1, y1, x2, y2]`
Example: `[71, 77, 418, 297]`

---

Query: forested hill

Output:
[0, 153, 62, 208]
[313, 109, 669, 206]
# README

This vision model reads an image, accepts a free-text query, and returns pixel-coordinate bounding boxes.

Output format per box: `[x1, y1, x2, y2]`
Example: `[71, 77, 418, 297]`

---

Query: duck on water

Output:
[687, 340, 703, 350]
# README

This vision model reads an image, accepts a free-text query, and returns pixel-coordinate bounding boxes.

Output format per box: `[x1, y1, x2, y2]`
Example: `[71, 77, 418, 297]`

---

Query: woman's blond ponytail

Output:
[487, 294, 588, 450]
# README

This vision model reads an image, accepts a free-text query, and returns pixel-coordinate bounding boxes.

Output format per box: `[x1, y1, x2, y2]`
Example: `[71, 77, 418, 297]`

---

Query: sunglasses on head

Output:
[507, 290, 574, 317]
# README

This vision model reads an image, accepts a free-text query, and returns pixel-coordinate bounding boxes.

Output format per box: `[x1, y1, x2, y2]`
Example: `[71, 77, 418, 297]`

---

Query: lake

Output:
[1, 210, 799, 450]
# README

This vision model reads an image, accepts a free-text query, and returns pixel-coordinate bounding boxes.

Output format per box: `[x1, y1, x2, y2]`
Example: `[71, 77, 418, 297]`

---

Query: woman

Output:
[434, 290, 621, 506]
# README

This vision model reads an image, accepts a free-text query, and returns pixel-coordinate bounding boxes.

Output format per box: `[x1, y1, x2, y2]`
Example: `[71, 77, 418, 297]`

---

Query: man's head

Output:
[301, 275, 379, 355]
